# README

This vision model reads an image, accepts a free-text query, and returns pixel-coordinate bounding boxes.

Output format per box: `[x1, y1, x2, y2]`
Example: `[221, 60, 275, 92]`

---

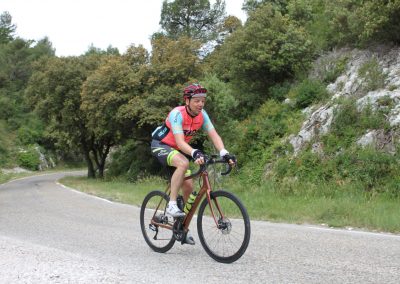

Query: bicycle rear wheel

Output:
[197, 190, 251, 263]
[140, 190, 175, 253]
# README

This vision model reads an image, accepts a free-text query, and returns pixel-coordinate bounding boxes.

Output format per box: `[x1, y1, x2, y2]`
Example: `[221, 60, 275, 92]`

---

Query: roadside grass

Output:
[0, 172, 33, 184]
[60, 176, 168, 207]
[0, 167, 86, 185]
[60, 175, 400, 234]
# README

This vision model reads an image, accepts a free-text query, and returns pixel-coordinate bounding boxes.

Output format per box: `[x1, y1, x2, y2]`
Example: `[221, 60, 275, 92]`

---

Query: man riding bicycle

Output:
[150, 83, 235, 245]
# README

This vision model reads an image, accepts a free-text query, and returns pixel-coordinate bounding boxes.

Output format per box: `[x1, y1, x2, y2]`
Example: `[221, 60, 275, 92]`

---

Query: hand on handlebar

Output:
[192, 149, 205, 165]
[223, 154, 237, 167]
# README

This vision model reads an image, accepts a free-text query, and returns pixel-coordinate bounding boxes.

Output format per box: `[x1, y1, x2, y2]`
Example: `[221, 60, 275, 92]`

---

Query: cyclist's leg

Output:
[169, 153, 189, 202]
[182, 178, 193, 203]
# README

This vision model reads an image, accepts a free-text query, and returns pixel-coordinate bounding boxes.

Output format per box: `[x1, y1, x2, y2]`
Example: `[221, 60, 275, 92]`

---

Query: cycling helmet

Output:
[183, 83, 207, 99]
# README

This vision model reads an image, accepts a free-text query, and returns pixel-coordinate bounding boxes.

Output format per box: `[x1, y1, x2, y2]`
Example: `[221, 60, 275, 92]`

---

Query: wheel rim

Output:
[199, 193, 249, 260]
[141, 192, 175, 250]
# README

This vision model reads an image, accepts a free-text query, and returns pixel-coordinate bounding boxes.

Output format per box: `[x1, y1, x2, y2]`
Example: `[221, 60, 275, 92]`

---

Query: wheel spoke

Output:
[197, 191, 250, 263]
[140, 191, 175, 253]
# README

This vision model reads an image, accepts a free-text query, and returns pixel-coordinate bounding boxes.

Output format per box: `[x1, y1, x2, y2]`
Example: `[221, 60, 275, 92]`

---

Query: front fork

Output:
[205, 189, 225, 228]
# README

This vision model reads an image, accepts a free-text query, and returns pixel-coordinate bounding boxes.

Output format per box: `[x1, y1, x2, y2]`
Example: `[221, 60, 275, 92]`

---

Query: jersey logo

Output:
[183, 129, 199, 136]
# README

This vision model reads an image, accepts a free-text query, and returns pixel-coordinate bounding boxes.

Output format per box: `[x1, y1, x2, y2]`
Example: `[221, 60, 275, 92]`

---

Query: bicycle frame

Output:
[150, 169, 224, 233]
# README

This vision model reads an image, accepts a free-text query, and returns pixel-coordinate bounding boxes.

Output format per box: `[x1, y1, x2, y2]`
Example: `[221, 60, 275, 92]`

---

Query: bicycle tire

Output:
[197, 190, 251, 263]
[140, 190, 176, 253]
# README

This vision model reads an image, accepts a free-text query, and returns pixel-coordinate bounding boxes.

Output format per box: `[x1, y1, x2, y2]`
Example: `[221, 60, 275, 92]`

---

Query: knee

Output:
[175, 158, 189, 170]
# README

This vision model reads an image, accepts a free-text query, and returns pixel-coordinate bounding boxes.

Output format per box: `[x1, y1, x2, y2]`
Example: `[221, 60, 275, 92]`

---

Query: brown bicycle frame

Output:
[150, 170, 225, 233]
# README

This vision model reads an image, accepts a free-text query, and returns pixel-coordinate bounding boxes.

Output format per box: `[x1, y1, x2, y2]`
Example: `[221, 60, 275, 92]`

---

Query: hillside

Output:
[291, 45, 400, 155]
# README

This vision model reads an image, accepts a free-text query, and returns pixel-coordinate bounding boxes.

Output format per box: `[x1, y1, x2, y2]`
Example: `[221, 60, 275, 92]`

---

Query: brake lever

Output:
[221, 163, 233, 176]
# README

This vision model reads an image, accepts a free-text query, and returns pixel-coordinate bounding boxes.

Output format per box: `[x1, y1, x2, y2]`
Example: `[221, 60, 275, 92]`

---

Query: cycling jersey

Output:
[152, 106, 214, 150]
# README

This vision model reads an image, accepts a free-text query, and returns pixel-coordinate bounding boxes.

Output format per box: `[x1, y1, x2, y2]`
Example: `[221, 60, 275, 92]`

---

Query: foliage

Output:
[160, 0, 226, 42]
[16, 115, 45, 145]
[311, 53, 349, 84]
[214, 3, 314, 114]
[268, 82, 292, 101]
[17, 145, 40, 170]
[328, 99, 390, 149]
[84, 44, 120, 56]
[107, 141, 160, 182]
[0, 120, 12, 166]
[0, 11, 16, 44]
[242, 0, 289, 14]
[230, 100, 299, 164]
[355, 0, 400, 44]
[199, 73, 238, 128]
[289, 79, 328, 109]
[25, 55, 101, 177]
[357, 57, 387, 92]
[119, 35, 202, 130]
[304, 0, 400, 49]
[273, 146, 399, 195]
[80, 55, 138, 177]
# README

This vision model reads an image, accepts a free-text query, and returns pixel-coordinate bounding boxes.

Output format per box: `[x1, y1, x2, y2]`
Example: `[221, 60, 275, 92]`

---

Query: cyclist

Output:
[151, 83, 235, 244]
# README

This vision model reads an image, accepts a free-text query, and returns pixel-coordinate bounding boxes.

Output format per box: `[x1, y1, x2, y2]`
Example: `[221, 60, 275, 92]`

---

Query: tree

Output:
[118, 35, 202, 129]
[355, 0, 400, 44]
[214, 3, 314, 113]
[159, 0, 226, 42]
[26, 56, 101, 178]
[123, 44, 149, 69]
[242, 0, 288, 15]
[85, 44, 120, 56]
[80, 56, 136, 177]
[0, 11, 16, 44]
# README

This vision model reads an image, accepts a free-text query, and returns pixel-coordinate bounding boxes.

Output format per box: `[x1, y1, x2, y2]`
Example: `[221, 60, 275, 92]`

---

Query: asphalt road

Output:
[0, 172, 399, 283]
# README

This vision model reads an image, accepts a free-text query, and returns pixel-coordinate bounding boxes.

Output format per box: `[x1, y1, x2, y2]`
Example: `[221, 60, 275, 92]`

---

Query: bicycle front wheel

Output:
[197, 190, 251, 263]
[140, 190, 175, 253]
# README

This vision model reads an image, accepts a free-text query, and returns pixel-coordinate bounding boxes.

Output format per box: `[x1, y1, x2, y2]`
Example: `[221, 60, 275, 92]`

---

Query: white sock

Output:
[169, 201, 177, 206]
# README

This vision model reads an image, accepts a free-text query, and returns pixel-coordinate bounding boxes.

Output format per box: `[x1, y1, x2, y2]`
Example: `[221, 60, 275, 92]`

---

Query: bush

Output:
[17, 146, 40, 170]
[328, 99, 390, 151]
[358, 58, 387, 92]
[268, 82, 292, 102]
[107, 141, 160, 181]
[271, 145, 399, 194]
[323, 56, 349, 83]
[290, 79, 328, 109]
[0, 143, 9, 166]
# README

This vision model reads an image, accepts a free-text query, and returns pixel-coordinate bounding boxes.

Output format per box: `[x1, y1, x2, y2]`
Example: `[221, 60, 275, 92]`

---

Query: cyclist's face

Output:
[186, 97, 206, 115]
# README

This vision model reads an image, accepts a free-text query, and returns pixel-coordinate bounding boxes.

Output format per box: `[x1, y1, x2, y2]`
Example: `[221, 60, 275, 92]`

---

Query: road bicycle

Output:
[140, 154, 251, 263]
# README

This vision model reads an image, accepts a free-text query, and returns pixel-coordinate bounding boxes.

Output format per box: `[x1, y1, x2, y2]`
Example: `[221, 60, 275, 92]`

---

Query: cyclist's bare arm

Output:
[207, 128, 226, 152]
[174, 133, 204, 165]
[174, 133, 193, 156]
[207, 129, 236, 166]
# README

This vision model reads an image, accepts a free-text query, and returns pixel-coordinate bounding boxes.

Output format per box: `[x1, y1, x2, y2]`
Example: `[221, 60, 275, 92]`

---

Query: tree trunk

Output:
[95, 143, 111, 179]
[86, 154, 96, 178]
[83, 148, 95, 178]
[98, 164, 104, 179]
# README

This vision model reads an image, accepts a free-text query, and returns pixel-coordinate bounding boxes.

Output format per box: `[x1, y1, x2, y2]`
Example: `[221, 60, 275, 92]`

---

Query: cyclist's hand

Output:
[223, 153, 237, 167]
[191, 149, 205, 165]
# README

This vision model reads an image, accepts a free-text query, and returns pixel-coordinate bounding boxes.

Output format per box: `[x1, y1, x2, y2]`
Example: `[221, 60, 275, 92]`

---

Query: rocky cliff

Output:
[289, 45, 400, 155]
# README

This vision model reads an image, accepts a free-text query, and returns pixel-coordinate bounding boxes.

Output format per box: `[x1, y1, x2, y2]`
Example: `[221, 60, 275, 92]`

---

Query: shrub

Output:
[17, 146, 40, 170]
[323, 56, 349, 83]
[107, 141, 160, 181]
[268, 82, 292, 102]
[291, 79, 328, 109]
[358, 58, 387, 92]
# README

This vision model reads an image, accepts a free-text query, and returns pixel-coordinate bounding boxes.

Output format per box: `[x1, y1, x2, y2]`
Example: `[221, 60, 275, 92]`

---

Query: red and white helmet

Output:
[183, 83, 207, 100]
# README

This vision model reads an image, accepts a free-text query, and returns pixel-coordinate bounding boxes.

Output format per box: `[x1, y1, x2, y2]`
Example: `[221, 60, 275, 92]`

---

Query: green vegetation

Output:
[16, 145, 40, 171]
[358, 57, 387, 92]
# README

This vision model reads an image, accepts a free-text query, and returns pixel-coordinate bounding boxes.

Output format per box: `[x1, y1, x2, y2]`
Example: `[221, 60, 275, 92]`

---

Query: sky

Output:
[1, 0, 247, 57]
